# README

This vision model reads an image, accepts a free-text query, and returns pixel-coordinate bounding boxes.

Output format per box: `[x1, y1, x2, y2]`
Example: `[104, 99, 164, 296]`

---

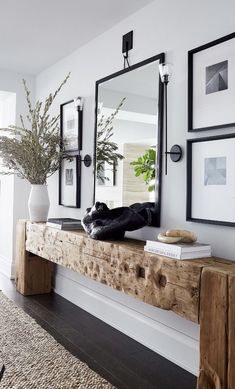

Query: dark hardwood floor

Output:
[0, 273, 197, 389]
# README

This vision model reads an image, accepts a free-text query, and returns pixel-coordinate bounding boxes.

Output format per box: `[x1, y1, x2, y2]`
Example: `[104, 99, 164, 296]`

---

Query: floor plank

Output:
[0, 273, 197, 389]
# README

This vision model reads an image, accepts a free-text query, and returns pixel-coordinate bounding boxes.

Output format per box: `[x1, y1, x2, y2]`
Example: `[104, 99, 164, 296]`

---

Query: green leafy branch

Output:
[130, 148, 156, 192]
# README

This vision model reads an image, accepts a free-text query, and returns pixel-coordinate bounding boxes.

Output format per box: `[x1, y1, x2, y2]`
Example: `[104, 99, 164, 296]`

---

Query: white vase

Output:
[28, 184, 50, 222]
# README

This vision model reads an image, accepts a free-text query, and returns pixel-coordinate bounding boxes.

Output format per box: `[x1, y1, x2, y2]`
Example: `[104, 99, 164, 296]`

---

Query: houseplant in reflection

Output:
[0, 74, 70, 221]
[96, 98, 125, 183]
[130, 148, 156, 192]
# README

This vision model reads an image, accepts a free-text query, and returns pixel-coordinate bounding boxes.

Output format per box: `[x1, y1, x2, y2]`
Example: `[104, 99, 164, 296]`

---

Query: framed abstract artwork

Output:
[59, 155, 81, 208]
[186, 134, 235, 227]
[188, 32, 235, 132]
[60, 99, 83, 151]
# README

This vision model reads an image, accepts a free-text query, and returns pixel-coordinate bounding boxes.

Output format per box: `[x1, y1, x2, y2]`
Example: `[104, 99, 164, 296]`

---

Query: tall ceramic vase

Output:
[28, 184, 50, 222]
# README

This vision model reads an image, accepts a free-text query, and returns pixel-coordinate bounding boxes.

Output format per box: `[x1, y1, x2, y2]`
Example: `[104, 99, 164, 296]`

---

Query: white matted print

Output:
[60, 157, 80, 208]
[187, 135, 235, 226]
[189, 33, 235, 131]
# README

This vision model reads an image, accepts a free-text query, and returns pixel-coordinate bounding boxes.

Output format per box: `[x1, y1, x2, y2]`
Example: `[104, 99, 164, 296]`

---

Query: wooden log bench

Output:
[15, 220, 235, 389]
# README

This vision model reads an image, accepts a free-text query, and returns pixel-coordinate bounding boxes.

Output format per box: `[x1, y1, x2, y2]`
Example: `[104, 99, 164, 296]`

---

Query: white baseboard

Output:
[0, 255, 12, 278]
[54, 268, 199, 376]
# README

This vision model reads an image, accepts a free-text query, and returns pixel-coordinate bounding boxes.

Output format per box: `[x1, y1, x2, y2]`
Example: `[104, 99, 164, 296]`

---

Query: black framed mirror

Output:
[93, 53, 164, 226]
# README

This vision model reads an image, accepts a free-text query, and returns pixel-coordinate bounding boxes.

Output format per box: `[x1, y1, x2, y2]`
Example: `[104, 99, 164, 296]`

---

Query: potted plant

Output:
[0, 74, 70, 221]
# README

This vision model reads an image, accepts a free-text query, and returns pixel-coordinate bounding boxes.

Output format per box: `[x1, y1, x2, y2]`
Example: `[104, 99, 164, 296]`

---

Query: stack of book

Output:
[144, 240, 211, 260]
[46, 218, 83, 230]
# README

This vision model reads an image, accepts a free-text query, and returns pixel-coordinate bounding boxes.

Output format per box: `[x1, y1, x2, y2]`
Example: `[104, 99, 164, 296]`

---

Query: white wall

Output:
[0, 92, 16, 277]
[35, 0, 235, 375]
[0, 69, 33, 277]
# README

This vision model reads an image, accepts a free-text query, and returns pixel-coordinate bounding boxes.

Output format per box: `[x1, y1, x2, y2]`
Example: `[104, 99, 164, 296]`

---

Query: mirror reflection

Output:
[94, 55, 163, 224]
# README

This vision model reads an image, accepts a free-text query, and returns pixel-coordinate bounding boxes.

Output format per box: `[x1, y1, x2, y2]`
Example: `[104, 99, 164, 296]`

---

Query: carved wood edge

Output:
[16, 220, 53, 295]
[198, 267, 235, 389]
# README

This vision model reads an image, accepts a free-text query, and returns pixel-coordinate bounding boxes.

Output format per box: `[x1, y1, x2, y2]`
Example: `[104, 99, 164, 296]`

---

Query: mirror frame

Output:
[93, 53, 165, 227]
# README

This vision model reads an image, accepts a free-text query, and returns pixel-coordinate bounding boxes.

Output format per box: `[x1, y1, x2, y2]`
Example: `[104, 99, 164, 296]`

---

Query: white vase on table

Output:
[28, 184, 50, 222]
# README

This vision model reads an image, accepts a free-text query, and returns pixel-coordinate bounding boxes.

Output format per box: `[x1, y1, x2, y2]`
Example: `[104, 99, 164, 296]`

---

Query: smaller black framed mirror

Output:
[93, 53, 164, 226]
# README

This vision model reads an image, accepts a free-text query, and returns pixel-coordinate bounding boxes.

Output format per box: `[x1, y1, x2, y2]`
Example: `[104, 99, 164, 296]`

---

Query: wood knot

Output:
[124, 263, 129, 272]
[136, 266, 145, 279]
[191, 287, 199, 298]
[156, 274, 167, 288]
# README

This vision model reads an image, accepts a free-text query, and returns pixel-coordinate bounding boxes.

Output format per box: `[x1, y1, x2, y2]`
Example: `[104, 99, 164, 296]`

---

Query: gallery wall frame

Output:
[59, 155, 81, 208]
[188, 32, 235, 132]
[186, 133, 235, 227]
[60, 99, 83, 151]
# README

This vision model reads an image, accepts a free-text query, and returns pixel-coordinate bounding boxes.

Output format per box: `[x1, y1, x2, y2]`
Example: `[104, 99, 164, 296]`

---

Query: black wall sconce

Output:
[73, 98, 92, 167]
[81, 154, 92, 167]
[159, 63, 183, 175]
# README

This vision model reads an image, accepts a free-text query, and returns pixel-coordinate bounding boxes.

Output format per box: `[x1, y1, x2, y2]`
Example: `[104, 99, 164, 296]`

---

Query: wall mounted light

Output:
[73, 97, 84, 111]
[73, 97, 91, 166]
[81, 154, 92, 167]
[159, 63, 182, 175]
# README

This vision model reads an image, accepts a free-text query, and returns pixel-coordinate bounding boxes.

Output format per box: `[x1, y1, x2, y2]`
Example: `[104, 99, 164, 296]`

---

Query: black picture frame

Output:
[59, 155, 81, 208]
[186, 133, 235, 227]
[188, 32, 235, 132]
[93, 53, 165, 227]
[60, 99, 83, 151]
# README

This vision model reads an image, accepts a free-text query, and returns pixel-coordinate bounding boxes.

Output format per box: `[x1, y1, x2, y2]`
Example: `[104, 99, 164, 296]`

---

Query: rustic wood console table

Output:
[15, 220, 235, 389]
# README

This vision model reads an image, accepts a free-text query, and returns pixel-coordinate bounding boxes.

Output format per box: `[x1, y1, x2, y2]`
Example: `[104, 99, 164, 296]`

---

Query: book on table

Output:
[46, 218, 83, 230]
[144, 240, 211, 260]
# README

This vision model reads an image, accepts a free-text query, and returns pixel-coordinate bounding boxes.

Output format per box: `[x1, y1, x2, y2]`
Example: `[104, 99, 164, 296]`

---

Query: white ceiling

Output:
[0, 0, 154, 75]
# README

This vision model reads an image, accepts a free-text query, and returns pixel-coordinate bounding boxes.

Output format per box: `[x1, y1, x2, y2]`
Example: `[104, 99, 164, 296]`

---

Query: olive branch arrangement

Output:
[0, 73, 70, 184]
[96, 97, 125, 183]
